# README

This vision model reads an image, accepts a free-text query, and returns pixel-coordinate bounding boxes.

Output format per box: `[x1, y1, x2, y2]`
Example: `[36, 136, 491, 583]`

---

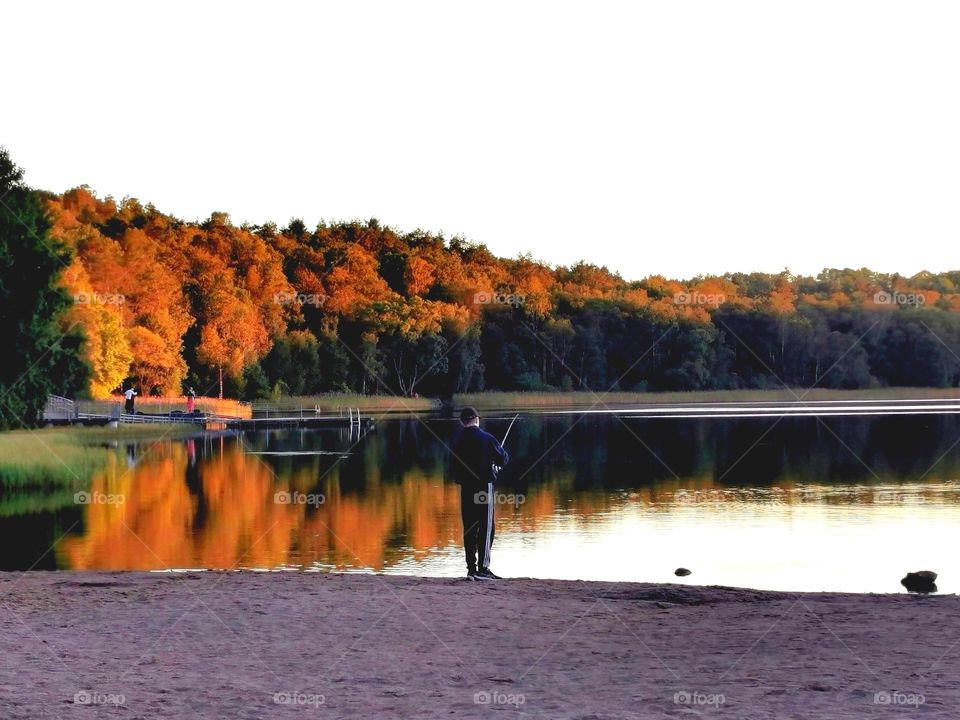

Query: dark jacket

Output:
[450, 425, 509, 489]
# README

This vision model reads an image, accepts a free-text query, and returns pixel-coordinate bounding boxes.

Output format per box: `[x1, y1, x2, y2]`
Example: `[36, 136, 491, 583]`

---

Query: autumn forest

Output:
[3, 146, 960, 425]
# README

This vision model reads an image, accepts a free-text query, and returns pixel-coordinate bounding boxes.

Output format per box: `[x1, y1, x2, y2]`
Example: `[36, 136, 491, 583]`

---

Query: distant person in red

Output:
[186, 386, 196, 413]
[123, 386, 137, 414]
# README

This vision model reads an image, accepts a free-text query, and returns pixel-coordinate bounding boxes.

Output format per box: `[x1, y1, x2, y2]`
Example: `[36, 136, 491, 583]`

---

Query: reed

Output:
[0, 425, 197, 488]
[265, 387, 960, 415]
[78, 395, 252, 418]
[454, 387, 960, 411]
[252, 393, 436, 415]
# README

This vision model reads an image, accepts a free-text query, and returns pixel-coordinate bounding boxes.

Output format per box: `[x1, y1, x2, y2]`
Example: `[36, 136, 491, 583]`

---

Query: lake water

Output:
[4, 410, 960, 593]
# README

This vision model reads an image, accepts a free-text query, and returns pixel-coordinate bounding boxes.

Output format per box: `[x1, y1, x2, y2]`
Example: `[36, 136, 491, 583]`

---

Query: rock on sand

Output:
[901, 570, 938, 593]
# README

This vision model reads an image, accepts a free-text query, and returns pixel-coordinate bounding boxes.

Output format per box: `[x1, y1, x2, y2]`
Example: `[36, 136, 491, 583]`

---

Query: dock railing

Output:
[42, 395, 78, 421]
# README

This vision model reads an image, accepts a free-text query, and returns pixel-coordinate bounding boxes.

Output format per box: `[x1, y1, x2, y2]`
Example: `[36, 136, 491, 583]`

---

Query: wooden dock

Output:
[42, 395, 374, 432]
[225, 415, 375, 430]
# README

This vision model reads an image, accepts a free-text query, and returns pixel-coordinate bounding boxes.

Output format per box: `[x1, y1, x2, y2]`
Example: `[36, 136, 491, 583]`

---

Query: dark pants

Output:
[460, 483, 495, 572]
[124, 398, 135, 414]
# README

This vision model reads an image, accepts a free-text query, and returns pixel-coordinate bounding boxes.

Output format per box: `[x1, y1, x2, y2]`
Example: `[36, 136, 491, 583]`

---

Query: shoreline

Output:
[276, 387, 960, 414]
[2, 572, 958, 718]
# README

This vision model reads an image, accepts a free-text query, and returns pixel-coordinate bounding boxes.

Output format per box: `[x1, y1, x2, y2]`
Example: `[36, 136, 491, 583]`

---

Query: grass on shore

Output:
[259, 387, 960, 414]
[454, 387, 960, 411]
[78, 396, 252, 418]
[0, 424, 198, 488]
[251, 394, 436, 415]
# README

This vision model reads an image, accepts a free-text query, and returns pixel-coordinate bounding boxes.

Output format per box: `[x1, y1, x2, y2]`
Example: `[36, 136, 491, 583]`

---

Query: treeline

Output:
[0, 150, 86, 427]
[5, 143, 960, 417]
[47, 184, 960, 399]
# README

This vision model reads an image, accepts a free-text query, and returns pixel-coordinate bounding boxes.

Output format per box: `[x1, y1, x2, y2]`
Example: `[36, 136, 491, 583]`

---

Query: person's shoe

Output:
[476, 568, 501, 580]
[466, 569, 480, 581]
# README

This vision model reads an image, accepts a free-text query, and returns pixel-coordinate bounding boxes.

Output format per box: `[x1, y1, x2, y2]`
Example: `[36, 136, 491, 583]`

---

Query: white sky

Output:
[4, 1, 959, 280]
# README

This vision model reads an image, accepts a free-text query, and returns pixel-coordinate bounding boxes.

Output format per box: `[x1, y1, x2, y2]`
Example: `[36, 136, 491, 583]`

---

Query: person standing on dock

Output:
[186, 386, 196, 413]
[451, 406, 509, 581]
[123, 385, 137, 414]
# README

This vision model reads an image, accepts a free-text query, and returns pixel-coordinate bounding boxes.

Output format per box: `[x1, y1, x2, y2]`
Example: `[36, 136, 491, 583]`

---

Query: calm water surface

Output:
[4, 412, 960, 593]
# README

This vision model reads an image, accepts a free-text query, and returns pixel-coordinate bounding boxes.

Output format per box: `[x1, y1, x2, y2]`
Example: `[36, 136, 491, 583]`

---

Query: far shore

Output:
[254, 387, 960, 415]
[1, 572, 958, 718]
[39, 387, 960, 421]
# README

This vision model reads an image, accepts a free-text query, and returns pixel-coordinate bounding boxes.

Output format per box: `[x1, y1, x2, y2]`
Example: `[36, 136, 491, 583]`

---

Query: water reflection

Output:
[2, 414, 959, 592]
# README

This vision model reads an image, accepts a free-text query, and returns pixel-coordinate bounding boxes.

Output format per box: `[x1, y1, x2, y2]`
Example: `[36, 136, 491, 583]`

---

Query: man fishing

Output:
[123, 385, 137, 414]
[450, 406, 511, 581]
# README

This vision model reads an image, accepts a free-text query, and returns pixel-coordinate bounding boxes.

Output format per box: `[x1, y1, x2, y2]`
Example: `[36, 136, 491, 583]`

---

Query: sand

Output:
[1, 572, 958, 719]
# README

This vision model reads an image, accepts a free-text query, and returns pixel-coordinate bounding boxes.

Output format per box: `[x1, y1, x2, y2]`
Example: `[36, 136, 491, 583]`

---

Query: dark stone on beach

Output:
[674, 568, 692, 577]
[901, 570, 938, 594]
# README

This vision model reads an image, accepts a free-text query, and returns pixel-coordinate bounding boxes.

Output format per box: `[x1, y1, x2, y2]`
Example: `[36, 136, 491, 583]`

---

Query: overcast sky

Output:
[4, 1, 958, 280]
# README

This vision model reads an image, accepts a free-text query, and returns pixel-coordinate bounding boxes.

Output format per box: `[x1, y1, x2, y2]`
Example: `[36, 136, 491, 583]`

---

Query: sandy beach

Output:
[1, 572, 958, 719]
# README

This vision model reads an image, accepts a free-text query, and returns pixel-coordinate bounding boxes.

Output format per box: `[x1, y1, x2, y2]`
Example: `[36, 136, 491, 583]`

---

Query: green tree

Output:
[87, 305, 133, 397]
[0, 148, 87, 426]
[261, 330, 323, 396]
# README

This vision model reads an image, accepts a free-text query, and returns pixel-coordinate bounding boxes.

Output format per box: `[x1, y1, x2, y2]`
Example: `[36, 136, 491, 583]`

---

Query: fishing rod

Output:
[492, 414, 519, 482]
[500, 413, 519, 446]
